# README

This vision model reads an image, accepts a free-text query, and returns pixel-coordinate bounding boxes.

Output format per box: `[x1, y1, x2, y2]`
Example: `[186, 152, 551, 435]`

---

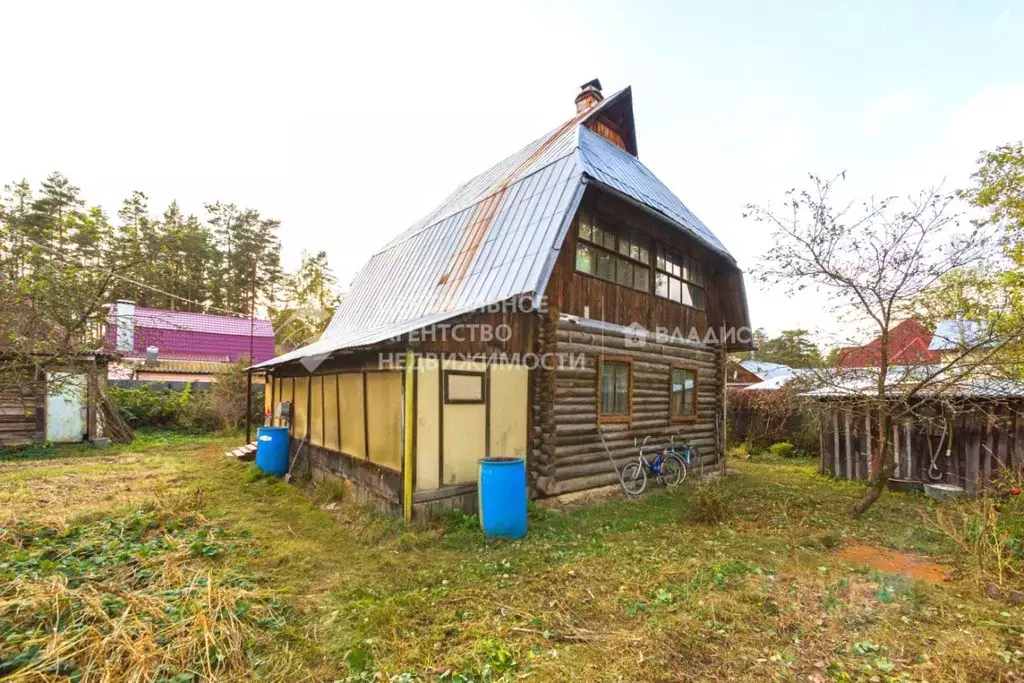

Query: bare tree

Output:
[748, 173, 1018, 514]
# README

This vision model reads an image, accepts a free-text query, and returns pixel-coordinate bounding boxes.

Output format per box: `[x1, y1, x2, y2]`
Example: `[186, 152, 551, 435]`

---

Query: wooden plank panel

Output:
[366, 372, 403, 471]
[339, 373, 366, 459]
[415, 363, 441, 491]
[323, 375, 340, 452]
[293, 376, 309, 438]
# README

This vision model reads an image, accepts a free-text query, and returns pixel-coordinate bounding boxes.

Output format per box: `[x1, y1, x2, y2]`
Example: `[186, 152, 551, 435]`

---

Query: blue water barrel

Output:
[255, 426, 290, 476]
[478, 457, 527, 539]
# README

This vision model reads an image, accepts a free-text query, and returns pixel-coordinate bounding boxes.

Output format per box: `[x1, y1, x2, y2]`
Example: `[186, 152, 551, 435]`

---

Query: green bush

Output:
[768, 441, 797, 458]
[108, 383, 219, 433]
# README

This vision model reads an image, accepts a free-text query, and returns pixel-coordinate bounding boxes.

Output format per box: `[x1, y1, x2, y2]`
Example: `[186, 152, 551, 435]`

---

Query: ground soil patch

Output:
[838, 542, 950, 583]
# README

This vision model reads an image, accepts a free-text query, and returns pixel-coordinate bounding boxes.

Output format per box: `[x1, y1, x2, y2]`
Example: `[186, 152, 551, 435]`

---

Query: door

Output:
[46, 373, 87, 443]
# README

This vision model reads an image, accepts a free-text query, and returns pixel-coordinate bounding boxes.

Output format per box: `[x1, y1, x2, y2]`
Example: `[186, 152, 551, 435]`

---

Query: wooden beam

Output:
[245, 370, 253, 444]
[403, 349, 415, 522]
[832, 410, 840, 477]
[844, 410, 853, 481]
[905, 421, 913, 481]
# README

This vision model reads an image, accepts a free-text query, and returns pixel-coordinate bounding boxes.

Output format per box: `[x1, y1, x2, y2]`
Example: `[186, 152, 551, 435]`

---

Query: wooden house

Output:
[252, 80, 751, 519]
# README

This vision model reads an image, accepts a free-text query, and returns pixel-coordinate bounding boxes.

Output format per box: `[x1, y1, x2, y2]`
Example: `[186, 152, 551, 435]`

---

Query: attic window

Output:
[655, 244, 705, 310]
[575, 212, 650, 293]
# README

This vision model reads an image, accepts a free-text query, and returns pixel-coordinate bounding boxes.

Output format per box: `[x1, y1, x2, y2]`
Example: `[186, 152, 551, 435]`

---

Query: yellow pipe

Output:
[403, 348, 415, 522]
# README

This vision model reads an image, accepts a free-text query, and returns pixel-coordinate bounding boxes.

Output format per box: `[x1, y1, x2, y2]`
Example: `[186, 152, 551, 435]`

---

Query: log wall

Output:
[822, 401, 1024, 492]
[532, 315, 724, 496]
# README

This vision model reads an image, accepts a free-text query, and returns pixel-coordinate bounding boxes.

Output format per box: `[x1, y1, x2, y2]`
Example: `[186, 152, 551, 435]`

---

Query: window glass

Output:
[670, 367, 697, 418]
[668, 277, 681, 303]
[634, 267, 649, 292]
[655, 272, 668, 298]
[575, 243, 594, 274]
[601, 360, 630, 416]
[579, 214, 592, 242]
[616, 260, 633, 287]
[596, 250, 615, 280]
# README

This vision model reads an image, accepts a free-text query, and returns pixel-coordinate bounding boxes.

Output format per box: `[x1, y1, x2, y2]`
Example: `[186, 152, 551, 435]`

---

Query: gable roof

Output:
[256, 85, 737, 369]
[836, 319, 939, 368]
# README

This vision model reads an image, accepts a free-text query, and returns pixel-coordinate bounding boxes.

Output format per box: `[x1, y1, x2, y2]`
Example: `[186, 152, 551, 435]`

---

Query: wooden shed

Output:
[810, 380, 1024, 493]
[252, 80, 751, 519]
[0, 355, 111, 448]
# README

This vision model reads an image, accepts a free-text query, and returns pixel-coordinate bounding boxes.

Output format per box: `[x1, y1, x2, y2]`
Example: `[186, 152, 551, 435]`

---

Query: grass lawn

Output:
[2, 433, 1023, 681]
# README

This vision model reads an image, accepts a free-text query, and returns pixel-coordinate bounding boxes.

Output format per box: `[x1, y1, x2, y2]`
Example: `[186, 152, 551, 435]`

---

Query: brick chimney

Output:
[115, 300, 136, 353]
[574, 78, 603, 113]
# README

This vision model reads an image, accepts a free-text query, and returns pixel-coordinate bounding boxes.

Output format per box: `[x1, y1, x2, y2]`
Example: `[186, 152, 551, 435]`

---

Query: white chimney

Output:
[115, 300, 136, 353]
[145, 346, 159, 366]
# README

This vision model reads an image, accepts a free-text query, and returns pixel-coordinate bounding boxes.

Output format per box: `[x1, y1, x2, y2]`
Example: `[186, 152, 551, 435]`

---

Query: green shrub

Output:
[769, 441, 797, 458]
[689, 480, 731, 525]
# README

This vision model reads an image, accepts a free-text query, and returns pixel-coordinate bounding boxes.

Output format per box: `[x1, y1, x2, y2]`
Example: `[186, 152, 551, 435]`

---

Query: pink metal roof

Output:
[132, 307, 274, 337]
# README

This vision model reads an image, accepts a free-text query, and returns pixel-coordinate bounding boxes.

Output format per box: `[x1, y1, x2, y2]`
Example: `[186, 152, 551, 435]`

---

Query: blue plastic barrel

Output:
[255, 426, 290, 476]
[478, 457, 527, 539]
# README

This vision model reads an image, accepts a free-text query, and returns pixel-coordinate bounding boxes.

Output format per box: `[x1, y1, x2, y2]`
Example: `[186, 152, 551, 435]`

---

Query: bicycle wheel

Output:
[659, 454, 685, 486]
[620, 461, 647, 496]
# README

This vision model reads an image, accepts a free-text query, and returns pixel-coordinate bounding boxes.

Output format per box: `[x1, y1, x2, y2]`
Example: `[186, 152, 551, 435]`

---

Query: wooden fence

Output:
[820, 400, 1024, 492]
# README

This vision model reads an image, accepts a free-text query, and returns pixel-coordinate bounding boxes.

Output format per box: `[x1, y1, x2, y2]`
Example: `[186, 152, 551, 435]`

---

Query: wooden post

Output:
[844, 410, 853, 481]
[864, 410, 872, 480]
[402, 348, 415, 522]
[245, 369, 253, 444]
[905, 421, 913, 480]
[893, 422, 900, 478]
[819, 416, 826, 475]
[832, 410, 840, 478]
[984, 417, 994, 489]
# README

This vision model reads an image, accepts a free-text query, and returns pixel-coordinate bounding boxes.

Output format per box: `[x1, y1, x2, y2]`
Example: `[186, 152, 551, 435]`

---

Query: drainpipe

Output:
[403, 348, 415, 522]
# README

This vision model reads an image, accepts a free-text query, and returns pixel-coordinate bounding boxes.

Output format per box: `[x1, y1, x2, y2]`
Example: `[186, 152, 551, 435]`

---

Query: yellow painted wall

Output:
[489, 364, 528, 458]
[323, 374, 340, 452]
[309, 376, 324, 447]
[293, 376, 309, 437]
[441, 360, 486, 486]
[366, 372, 403, 471]
[415, 362, 440, 491]
[339, 373, 366, 459]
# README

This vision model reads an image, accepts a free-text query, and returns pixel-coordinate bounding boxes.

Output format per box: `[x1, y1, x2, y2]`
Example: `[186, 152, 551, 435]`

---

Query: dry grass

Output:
[4, 441, 1024, 680]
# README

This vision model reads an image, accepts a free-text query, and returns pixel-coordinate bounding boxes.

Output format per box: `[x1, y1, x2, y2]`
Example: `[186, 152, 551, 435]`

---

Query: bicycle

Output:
[620, 436, 686, 496]
[663, 435, 704, 480]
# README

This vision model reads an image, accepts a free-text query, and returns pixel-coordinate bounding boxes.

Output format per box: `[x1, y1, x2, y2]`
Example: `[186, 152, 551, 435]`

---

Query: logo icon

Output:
[624, 321, 647, 349]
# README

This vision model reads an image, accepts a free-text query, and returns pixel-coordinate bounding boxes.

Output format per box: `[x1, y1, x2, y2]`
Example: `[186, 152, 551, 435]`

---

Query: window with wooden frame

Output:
[597, 356, 632, 422]
[669, 365, 698, 421]
[575, 211, 651, 293]
[655, 244, 705, 310]
[444, 370, 486, 404]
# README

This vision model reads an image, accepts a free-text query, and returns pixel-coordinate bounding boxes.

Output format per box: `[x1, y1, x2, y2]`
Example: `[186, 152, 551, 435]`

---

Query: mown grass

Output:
[2, 442, 1023, 681]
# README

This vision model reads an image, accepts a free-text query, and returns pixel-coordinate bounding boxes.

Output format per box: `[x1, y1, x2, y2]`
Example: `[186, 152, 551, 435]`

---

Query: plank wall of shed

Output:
[821, 401, 1024, 492]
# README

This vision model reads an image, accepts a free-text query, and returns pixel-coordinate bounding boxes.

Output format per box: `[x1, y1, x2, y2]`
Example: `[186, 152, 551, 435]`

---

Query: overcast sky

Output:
[3, 0, 1022, 348]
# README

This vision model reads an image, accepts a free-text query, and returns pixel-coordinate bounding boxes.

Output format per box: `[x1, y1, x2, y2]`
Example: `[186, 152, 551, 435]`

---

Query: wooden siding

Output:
[821, 401, 1024, 493]
[366, 372, 404, 471]
[531, 315, 724, 497]
[544, 188, 748, 343]
[0, 380, 38, 448]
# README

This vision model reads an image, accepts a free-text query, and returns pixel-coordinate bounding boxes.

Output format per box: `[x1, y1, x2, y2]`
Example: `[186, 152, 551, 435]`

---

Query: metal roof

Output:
[929, 318, 990, 351]
[739, 360, 795, 381]
[116, 306, 274, 337]
[257, 85, 737, 369]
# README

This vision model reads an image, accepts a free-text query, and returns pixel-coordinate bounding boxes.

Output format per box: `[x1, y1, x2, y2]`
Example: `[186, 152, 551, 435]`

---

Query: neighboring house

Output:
[253, 79, 751, 519]
[726, 359, 766, 387]
[836, 319, 939, 368]
[106, 300, 275, 382]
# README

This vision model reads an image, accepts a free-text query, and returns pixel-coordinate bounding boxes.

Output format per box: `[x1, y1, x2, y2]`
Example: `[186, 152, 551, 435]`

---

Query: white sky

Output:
[2, 0, 1023, 350]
